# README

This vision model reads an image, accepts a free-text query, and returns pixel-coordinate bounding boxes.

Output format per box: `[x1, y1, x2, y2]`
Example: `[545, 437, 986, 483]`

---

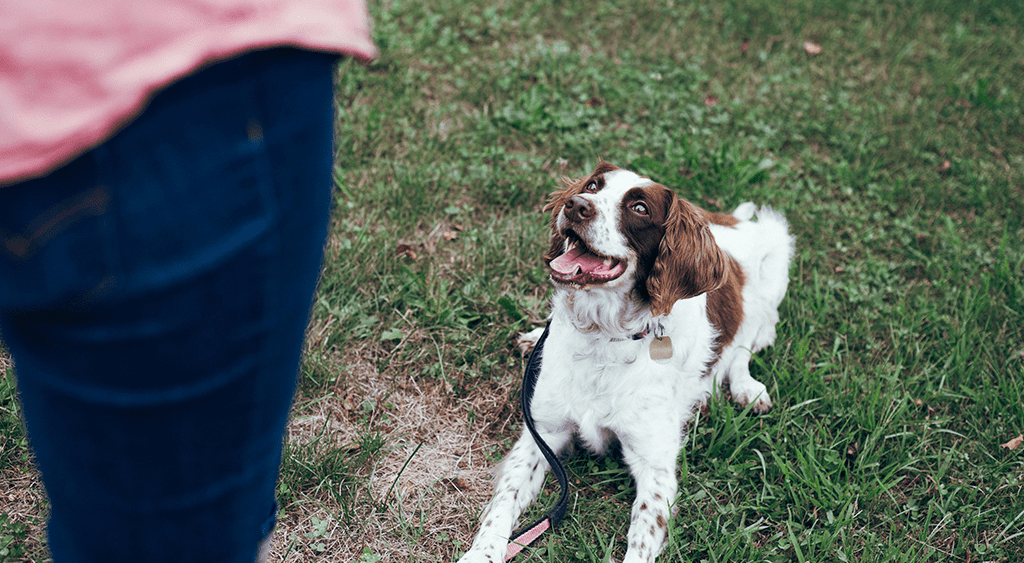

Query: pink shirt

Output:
[0, 0, 377, 184]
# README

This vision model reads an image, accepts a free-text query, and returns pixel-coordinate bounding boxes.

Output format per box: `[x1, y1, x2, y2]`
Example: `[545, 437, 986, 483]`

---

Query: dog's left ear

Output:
[543, 175, 581, 214]
[647, 196, 727, 316]
[542, 175, 581, 263]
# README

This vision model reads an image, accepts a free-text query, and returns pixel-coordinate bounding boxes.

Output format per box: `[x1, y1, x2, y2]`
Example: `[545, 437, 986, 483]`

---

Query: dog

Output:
[458, 161, 795, 563]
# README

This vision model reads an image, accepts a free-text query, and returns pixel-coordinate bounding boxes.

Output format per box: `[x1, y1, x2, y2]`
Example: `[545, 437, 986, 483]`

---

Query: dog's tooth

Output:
[603, 258, 613, 267]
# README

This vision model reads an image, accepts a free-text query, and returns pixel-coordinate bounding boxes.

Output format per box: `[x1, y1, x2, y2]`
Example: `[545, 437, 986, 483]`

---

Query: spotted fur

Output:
[458, 162, 795, 563]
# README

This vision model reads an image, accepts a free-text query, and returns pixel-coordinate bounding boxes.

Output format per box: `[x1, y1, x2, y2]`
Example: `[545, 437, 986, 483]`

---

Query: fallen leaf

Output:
[939, 160, 952, 175]
[803, 41, 823, 55]
[442, 230, 458, 241]
[704, 95, 719, 108]
[395, 243, 417, 259]
[834, 265, 845, 273]
[584, 97, 603, 107]
[741, 38, 750, 54]
[1001, 434, 1023, 450]
[445, 477, 471, 491]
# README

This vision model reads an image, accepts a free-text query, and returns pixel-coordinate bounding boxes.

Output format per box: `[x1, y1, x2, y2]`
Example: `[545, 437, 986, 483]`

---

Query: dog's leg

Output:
[720, 347, 772, 414]
[620, 435, 681, 563]
[458, 429, 571, 563]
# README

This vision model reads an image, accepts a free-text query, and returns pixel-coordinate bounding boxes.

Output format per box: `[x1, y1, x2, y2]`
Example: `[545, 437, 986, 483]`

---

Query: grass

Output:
[2, 0, 1023, 561]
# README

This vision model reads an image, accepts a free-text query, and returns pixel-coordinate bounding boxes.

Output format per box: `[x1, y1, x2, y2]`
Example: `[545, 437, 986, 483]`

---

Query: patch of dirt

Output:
[267, 342, 522, 562]
[2, 350, 52, 561]
[0, 464, 49, 561]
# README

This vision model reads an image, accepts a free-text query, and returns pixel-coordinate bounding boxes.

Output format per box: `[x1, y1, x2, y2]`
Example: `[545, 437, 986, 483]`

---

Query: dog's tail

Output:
[750, 205, 796, 307]
[731, 201, 757, 221]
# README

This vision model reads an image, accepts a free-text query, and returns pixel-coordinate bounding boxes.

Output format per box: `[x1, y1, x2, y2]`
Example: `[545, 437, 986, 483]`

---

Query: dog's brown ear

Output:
[647, 197, 727, 316]
[543, 175, 580, 214]
[542, 176, 581, 262]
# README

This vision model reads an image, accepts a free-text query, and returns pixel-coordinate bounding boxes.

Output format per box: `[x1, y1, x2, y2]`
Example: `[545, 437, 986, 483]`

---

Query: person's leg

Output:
[0, 48, 337, 563]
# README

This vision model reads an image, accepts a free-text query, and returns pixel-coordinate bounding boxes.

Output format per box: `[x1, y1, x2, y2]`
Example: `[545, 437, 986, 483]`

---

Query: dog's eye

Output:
[631, 202, 648, 215]
[584, 181, 598, 193]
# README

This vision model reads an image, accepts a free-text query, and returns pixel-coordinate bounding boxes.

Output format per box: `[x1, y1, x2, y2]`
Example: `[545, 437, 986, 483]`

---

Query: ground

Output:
[3, 0, 1024, 561]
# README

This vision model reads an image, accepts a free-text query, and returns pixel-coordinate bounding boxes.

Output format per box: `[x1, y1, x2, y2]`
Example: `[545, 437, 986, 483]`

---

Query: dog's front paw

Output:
[456, 534, 509, 563]
[731, 378, 772, 414]
[456, 545, 504, 563]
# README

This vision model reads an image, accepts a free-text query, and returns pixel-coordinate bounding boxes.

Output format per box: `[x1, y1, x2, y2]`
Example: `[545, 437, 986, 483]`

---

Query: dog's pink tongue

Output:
[550, 245, 605, 276]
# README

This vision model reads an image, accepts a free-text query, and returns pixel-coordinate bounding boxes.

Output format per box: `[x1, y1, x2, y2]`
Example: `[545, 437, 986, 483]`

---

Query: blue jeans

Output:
[0, 48, 337, 562]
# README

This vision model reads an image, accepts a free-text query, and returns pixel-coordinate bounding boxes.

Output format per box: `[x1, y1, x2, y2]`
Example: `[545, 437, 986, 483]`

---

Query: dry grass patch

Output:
[0, 457, 48, 561]
[268, 343, 522, 562]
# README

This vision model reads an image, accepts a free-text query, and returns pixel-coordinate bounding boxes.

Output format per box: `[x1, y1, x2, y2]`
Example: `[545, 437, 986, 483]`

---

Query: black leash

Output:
[504, 322, 569, 560]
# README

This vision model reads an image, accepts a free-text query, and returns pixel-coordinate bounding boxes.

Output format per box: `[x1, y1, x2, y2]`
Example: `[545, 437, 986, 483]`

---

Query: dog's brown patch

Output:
[706, 255, 746, 354]
[621, 184, 676, 303]
[646, 196, 728, 316]
[706, 211, 740, 227]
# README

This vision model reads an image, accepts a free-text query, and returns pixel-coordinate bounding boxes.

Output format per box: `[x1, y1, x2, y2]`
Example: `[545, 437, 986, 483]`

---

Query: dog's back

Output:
[709, 203, 795, 410]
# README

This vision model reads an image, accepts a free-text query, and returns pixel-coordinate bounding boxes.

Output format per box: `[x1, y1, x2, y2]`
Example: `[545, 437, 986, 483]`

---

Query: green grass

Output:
[3, 0, 1024, 561]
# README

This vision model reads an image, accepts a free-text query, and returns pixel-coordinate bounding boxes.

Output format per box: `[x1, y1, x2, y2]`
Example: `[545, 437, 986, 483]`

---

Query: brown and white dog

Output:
[458, 161, 795, 563]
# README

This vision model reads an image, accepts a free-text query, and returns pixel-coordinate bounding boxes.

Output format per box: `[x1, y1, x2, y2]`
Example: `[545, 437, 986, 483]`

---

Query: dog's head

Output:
[544, 161, 727, 316]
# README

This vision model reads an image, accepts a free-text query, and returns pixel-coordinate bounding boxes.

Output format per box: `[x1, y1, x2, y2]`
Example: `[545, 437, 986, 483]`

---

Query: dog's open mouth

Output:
[549, 234, 627, 285]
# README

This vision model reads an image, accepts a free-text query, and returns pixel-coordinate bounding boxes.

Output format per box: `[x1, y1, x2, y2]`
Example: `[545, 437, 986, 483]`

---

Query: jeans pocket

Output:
[103, 77, 279, 295]
[0, 158, 119, 309]
[0, 66, 282, 310]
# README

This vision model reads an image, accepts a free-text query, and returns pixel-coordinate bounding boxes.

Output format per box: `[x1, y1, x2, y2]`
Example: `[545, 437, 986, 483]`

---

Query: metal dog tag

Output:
[649, 336, 673, 362]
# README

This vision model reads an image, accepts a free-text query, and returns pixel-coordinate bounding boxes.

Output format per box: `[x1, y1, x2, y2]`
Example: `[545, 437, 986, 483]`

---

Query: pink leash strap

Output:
[504, 518, 551, 561]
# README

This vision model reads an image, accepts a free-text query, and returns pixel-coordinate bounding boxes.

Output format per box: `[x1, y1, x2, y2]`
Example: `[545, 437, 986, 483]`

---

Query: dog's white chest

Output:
[547, 342, 680, 453]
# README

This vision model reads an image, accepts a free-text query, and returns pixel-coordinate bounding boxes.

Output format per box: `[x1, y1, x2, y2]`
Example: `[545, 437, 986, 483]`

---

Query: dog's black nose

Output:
[564, 195, 595, 223]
